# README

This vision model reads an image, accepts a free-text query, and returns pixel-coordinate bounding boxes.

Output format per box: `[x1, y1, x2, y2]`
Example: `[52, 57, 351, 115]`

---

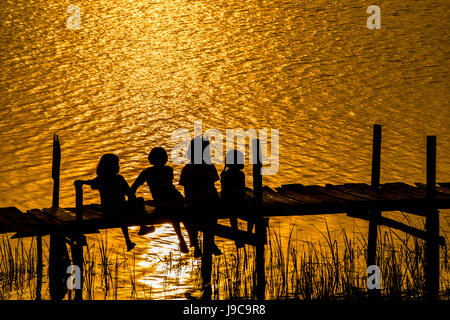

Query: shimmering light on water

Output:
[0, 0, 449, 299]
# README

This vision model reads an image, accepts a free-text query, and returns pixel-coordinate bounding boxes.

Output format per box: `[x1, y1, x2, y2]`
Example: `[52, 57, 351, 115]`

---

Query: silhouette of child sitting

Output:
[74, 153, 148, 252]
[220, 150, 252, 248]
[131, 147, 189, 254]
[179, 137, 222, 258]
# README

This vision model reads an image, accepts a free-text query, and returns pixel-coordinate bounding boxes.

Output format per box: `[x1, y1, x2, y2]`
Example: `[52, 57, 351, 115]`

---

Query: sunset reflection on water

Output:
[0, 0, 449, 299]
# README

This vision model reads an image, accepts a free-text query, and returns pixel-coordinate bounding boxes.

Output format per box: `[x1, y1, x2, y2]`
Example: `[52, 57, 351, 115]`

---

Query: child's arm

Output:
[74, 179, 95, 188]
[120, 176, 136, 200]
[130, 170, 147, 196]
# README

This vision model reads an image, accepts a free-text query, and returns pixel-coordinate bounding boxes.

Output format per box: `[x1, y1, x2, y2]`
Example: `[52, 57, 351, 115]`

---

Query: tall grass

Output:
[0, 236, 37, 299]
[210, 220, 449, 300]
[0, 221, 449, 300]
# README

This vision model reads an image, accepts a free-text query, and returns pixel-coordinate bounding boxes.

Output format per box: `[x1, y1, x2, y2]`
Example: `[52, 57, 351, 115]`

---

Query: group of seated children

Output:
[74, 137, 251, 256]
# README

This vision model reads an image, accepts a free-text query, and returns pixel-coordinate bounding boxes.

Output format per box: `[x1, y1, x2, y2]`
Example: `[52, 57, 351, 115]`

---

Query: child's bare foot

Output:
[127, 242, 136, 252]
[138, 225, 155, 236]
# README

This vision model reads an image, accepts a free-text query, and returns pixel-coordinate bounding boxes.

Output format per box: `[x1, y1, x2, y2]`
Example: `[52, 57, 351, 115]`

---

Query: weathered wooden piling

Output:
[73, 183, 85, 300]
[37, 135, 61, 300]
[425, 136, 439, 300]
[48, 134, 69, 300]
[253, 138, 266, 300]
[201, 227, 213, 300]
[367, 124, 381, 296]
[48, 232, 69, 300]
[52, 134, 61, 208]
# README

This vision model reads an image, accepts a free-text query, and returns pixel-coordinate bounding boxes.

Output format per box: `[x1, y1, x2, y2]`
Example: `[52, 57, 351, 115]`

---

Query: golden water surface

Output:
[0, 0, 449, 299]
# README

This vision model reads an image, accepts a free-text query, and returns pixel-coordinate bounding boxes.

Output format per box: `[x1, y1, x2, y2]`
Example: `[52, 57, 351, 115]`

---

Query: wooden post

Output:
[368, 124, 381, 266]
[49, 232, 68, 300]
[73, 184, 84, 300]
[367, 124, 381, 296]
[201, 228, 213, 300]
[253, 138, 265, 300]
[49, 133, 68, 300]
[52, 134, 61, 208]
[370, 125, 381, 190]
[425, 136, 439, 300]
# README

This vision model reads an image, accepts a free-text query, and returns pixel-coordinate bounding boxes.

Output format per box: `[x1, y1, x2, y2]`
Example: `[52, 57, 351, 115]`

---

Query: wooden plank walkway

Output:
[1, 182, 449, 239]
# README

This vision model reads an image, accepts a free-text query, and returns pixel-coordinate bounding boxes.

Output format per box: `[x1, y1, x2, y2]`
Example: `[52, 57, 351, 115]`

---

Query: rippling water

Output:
[0, 0, 449, 299]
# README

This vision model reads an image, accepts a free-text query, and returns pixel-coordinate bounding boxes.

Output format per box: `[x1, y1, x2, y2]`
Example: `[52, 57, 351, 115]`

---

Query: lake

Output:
[0, 0, 449, 299]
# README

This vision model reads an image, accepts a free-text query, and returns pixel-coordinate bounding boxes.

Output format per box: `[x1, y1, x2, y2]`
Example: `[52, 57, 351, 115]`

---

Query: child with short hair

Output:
[220, 150, 251, 248]
[131, 147, 189, 253]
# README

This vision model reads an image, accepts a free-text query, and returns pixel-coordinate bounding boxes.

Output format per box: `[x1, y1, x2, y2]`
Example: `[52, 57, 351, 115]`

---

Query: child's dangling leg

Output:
[121, 217, 136, 252]
[131, 197, 154, 236]
[111, 206, 136, 252]
[184, 220, 202, 257]
[172, 220, 189, 253]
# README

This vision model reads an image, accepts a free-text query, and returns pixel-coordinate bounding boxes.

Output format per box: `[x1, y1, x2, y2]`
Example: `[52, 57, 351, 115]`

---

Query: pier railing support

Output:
[367, 124, 381, 297]
[48, 134, 69, 300]
[201, 228, 213, 300]
[73, 183, 85, 300]
[52, 134, 61, 209]
[425, 136, 439, 300]
[41, 135, 61, 300]
[253, 138, 266, 300]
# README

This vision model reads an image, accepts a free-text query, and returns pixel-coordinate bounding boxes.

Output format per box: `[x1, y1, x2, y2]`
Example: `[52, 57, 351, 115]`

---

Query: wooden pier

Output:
[0, 125, 449, 300]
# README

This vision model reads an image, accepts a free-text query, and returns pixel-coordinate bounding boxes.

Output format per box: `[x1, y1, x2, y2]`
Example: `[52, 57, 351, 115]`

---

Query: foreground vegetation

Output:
[0, 220, 449, 300]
